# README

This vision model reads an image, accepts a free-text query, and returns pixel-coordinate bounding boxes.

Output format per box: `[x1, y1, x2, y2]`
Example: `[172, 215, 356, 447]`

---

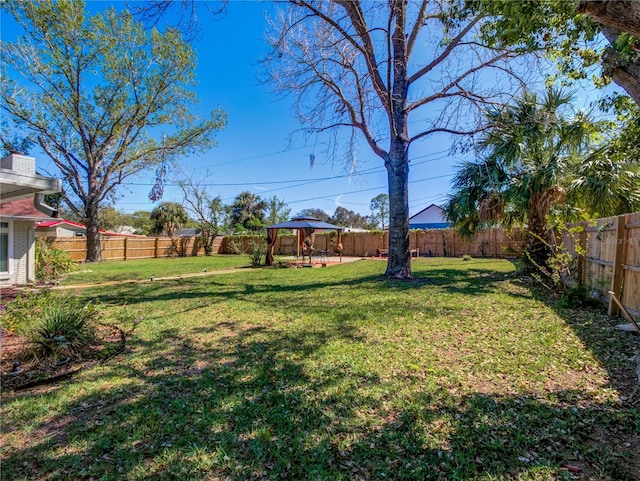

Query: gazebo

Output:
[265, 216, 343, 265]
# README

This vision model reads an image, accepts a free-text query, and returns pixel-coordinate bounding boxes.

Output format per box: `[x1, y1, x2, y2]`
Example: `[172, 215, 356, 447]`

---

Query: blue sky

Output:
[2, 1, 609, 219]
[123, 0, 460, 218]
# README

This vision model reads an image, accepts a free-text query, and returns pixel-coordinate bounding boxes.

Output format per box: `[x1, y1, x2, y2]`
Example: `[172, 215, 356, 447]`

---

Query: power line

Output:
[120, 148, 454, 188]
[287, 173, 454, 205]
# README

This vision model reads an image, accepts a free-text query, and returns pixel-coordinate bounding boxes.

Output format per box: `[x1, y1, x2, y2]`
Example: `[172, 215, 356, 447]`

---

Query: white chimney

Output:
[1, 152, 36, 175]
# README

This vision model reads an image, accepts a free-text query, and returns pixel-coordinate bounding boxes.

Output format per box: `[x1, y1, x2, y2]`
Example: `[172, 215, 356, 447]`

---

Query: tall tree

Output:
[264, 0, 579, 278]
[128, 0, 227, 42]
[578, 0, 640, 39]
[370, 194, 389, 230]
[577, 0, 640, 105]
[1, 0, 226, 261]
[150, 202, 188, 236]
[129, 210, 154, 236]
[230, 191, 267, 232]
[265, 195, 291, 226]
[332, 206, 373, 229]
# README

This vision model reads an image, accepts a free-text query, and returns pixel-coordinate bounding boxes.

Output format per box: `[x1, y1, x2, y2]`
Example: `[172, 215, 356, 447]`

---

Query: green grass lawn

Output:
[60, 254, 252, 285]
[2, 258, 639, 480]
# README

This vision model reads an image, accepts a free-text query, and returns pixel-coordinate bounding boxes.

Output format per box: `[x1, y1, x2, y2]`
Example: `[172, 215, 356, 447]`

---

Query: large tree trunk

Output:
[385, 144, 411, 278]
[578, 2, 640, 105]
[578, 1, 640, 39]
[600, 26, 640, 105]
[85, 205, 101, 263]
[384, 3, 412, 279]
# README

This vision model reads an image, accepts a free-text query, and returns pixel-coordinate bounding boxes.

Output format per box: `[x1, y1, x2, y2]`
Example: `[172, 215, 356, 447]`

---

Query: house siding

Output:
[12, 220, 34, 285]
[36, 226, 85, 237]
[409, 205, 450, 229]
[0, 220, 34, 285]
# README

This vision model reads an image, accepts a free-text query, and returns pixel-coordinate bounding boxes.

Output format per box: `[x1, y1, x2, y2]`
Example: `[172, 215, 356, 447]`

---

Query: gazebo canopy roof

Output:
[266, 216, 343, 231]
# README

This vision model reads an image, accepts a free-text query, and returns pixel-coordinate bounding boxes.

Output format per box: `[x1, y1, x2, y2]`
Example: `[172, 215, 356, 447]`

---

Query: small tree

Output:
[1, 1, 226, 261]
[150, 202, 188, 237]
[445, 89, 621, 270]
[265, 196, 291, 226]
[370, 194, 389, 230]
[178, 173, 230, 255]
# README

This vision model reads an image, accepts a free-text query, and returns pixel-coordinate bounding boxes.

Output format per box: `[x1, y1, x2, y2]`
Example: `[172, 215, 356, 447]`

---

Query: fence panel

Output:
[125, 238, 157, 260]
[100, 238, 126, 261]
[562, 212, 639, 318]
[48, 238, 87, 262]
[583, 216, 617, 301]
[622, 212, 640, 317]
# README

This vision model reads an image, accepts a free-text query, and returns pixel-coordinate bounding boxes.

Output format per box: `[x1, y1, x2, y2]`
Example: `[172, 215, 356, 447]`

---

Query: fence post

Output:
[124, 237, 128, 261]
[576, 223, 587, 285]
[608, 215, 627, 316]
[450, 230, 456, 257]
[154, 237, 159, 258]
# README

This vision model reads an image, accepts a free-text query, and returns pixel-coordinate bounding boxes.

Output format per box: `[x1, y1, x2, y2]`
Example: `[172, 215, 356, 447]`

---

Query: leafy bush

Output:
[557, 284, 600, 309]
[0, 289, 54, 333]
[248, 239, 266, 267]
[1, 291, 99, 361]
[36, 238, 76, 281]
[29, 297, 99, 361]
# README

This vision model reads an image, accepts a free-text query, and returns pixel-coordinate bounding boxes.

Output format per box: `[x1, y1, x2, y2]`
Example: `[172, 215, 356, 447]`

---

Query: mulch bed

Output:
[1, 324, 125, 393]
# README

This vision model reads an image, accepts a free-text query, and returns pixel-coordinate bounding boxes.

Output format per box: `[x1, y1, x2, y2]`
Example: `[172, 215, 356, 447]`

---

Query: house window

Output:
[0, 221, 9, 274]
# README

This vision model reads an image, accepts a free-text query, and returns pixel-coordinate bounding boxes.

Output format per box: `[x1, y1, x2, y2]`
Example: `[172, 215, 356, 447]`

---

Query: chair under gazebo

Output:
[265, 216, 343, 266]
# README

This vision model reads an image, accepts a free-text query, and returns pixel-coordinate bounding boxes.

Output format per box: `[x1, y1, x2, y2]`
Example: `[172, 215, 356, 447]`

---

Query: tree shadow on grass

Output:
[4, 318, 638, 480]
[2, 317, 384, 480]
[89, 266, 527, 329]
[526, 284, 640, 401]
[4, 261, 639, 480]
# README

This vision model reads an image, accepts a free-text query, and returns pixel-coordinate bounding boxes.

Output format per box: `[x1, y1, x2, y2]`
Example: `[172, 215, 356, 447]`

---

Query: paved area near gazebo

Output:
[275, 255, 362, 268]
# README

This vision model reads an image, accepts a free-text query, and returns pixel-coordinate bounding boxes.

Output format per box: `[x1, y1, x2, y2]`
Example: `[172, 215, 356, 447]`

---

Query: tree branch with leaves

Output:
[1, 0, 226, 261]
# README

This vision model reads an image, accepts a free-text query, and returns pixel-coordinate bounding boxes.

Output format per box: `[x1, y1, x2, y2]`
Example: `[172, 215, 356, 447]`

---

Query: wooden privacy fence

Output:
[46, 213, 639, 319]
[237, 228, 526, 259]
[48, 236, 223, 262]
[48, 228, 526, 262]
[562, 212, 640, 319]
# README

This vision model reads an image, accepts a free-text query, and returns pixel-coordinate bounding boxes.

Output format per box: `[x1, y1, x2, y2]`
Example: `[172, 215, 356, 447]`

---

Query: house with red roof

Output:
[0, 152, 61, 285]
[36, 219, 87, 238]
[36, 219, 146, 238]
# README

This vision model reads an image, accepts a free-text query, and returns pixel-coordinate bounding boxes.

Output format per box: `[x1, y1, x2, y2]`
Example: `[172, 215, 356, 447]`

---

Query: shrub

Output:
[0, 291, 99, 361]
[29, 297, 99, 361]
[248, 239, 266, 267]
[0, 289, 54, 333]
[557, 284, 600, 309]
[36, 238, 76, 281]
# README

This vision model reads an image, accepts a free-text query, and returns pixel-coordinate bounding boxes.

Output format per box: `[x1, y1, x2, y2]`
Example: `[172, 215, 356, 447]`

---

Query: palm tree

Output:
[568, 152, 640, 217]
[230, 191, 267, 232]
[447, 88, 591, 269]
[449, 89, 640, 271]
[150, 202, 188, 236]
